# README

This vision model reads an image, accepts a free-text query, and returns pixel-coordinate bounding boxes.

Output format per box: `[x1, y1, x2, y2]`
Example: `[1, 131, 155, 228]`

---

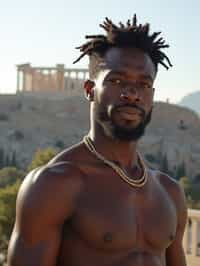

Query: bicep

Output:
[166, 240, 187, 266]
[166, 183, 188, 266]
[8, 224, 61, 266]
[7, 172, 63, 266]
[7, 165, 82, 266]
[166, 221, 187, 266]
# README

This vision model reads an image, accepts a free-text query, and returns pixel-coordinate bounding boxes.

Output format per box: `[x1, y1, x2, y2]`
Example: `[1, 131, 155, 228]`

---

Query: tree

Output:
[4, 154, 10, 167]
[0, 180, 21, 257]
[0, 167, 24, 188]
[194, 173, 200, 183]
[188, 183, 200, 203]
[160, 153, 169, 173]
[179, 176, 200, 209]
[55, 139, 65, 150]
[144, 154, 157, 164]
[175, 161, 186, 180]
[179, 176, 192, 196]
[0, 148, 4, 168]
[0, 149, 18, 169]
[10, 151, 18, 168]
[28, 147, 58, 171]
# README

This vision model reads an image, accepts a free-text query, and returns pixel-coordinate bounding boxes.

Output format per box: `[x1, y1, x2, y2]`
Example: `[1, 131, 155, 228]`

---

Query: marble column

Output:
[22, 71, 26, 92]
[48, 70, 52, 91]
[31, 69, 35, 92]
[56, 64, 65, 91]
[183, 220, 189, 253]
[75, 71, 79, 80]
[83, 72, 87, 80]
[16, 70, 20, 92]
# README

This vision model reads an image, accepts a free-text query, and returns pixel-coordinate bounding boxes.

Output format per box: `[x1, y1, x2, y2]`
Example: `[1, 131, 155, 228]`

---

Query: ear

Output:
[84, 79, 95, 101]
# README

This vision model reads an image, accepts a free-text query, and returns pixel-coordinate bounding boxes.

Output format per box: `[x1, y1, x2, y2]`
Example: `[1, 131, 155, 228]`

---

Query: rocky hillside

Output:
[0, 92, 200, 179]
[179, 91, 200, 115]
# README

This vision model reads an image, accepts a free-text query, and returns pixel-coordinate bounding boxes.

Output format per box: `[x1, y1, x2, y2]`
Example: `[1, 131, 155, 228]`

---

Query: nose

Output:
[120, 88, 141, 103]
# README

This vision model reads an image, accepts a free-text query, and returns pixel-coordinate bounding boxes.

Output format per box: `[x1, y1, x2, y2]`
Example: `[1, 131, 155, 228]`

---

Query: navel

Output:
[103, 232, 113, 243]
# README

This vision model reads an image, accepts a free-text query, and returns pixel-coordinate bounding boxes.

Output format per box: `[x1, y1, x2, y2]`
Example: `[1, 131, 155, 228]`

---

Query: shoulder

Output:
[47, 140, 95, 171]
[47, 141, 87, 166]
[19, 161, 85, 203]
[153, 170, 185, 200]
[151, 169, 187, 222]
[16, 162, 85, 229]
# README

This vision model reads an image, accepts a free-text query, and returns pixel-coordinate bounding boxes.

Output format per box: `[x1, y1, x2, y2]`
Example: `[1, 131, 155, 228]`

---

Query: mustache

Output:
[114, 104, 146, 117]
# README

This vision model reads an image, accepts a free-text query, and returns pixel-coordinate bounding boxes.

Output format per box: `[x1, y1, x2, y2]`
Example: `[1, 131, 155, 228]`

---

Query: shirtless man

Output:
[8, 15, 187, 266]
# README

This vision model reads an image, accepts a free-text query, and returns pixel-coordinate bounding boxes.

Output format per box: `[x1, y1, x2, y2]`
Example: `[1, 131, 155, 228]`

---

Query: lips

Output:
[116, 106, 143, 116]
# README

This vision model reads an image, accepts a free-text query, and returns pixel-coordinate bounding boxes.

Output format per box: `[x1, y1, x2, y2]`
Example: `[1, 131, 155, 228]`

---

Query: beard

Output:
[94, 102, 152, 141]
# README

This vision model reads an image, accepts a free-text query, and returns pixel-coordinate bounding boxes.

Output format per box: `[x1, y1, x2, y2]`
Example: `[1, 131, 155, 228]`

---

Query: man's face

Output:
[90, 47, 156, 141]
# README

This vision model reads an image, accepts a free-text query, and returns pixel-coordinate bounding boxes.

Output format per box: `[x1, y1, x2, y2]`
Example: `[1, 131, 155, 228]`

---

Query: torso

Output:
[50, 143, 178, 266]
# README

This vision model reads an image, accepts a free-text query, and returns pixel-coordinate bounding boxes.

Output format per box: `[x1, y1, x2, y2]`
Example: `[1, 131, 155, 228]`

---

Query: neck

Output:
[88, 122, 139, 170]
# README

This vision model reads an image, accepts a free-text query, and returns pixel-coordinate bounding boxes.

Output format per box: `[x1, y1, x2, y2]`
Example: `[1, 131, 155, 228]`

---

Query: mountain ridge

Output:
[179, 90, 200, 115]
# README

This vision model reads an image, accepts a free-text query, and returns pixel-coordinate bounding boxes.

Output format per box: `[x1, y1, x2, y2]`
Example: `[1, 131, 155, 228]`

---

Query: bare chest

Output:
[68, 171, 177, 254]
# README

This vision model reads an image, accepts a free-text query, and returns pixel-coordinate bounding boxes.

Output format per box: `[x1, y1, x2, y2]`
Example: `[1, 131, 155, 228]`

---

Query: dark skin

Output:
[7, 47, 187, 266]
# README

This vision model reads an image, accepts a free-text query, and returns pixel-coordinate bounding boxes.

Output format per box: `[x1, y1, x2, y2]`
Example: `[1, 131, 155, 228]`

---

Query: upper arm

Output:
[7, 163, 84, 266]
[166, 181, 188, 266]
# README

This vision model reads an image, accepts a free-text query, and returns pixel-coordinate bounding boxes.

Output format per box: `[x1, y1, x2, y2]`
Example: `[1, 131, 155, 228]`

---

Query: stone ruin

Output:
[16, 63, 89, 97]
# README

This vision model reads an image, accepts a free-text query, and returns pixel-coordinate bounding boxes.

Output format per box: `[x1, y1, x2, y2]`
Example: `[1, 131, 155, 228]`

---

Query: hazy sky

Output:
[0, 0, 199, 103]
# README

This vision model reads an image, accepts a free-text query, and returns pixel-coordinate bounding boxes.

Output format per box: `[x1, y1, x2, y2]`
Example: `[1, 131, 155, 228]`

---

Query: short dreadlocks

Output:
[73, 15, 172, 79]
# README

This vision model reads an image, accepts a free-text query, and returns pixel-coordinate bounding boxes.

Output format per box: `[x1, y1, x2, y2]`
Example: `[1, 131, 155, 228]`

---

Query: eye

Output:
[140, 83, 152, 89]
[115, 79, 121, 84]
[107, 78, 122, 85]
[144, 84, 151, 89]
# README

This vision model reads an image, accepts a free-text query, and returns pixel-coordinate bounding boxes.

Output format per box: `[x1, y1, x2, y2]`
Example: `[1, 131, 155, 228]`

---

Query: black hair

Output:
[73, 15, 172, 78]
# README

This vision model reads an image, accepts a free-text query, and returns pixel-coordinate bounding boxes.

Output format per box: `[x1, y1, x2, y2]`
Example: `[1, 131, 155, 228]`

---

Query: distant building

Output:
[16, 63, 88, 94]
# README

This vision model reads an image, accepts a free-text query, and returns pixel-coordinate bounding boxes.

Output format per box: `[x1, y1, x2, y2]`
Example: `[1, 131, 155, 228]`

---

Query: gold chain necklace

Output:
[83, 136, 148, 188]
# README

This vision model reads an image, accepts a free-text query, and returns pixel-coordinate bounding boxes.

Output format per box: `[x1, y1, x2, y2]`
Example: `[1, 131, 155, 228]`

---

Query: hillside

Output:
[179, 91, 200, 115]
[0, 93, 200, 179]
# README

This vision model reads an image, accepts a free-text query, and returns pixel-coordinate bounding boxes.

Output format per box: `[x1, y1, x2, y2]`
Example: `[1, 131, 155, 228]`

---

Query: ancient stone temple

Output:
[16, 63, 89, 95]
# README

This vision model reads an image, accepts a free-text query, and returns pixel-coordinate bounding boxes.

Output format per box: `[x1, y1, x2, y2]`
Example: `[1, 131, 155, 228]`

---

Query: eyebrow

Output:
[108, 71, 153, 83]
[138, 74, 153, 83]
